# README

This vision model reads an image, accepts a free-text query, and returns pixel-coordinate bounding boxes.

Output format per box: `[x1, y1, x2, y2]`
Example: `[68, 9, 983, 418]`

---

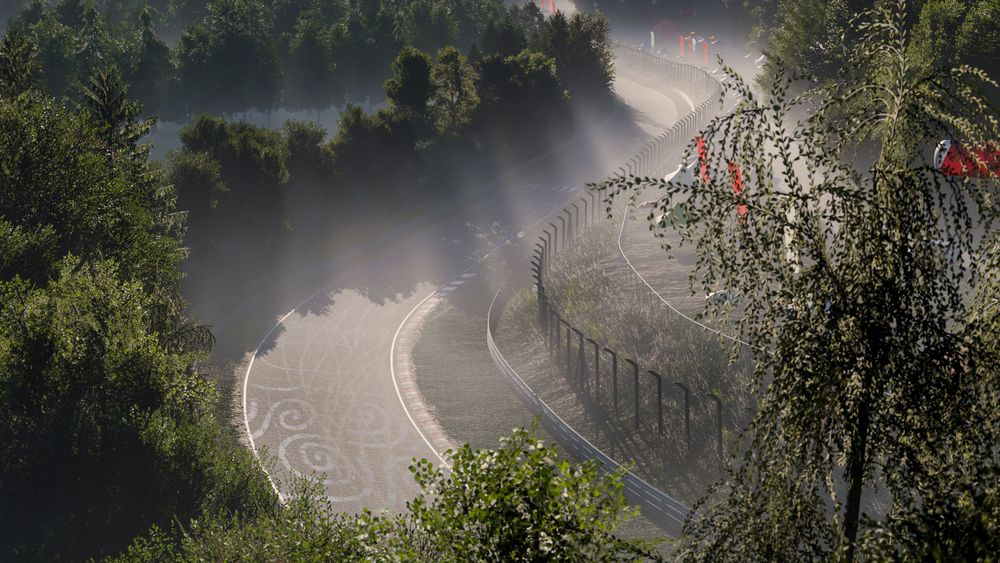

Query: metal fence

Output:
[529, 43, 730, 450]
[609, 43, 723, 179]
[485, 43, 739, 532]
[487, 282, 688, 534]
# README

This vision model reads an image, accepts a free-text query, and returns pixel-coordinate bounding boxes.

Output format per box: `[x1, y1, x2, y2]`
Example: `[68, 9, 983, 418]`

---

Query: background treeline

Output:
[1, 0, 615, 322]
[3, 0, 614, 120]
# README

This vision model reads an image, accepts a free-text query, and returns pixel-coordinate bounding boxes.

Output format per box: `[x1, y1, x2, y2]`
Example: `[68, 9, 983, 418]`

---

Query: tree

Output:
[909, 0, 967, 68]
[127, 8, 177, 120]
[596, 0, 999, 559]
[480, 14, 526, 58]
[956, 0, 1000, 69]
[0, 88, 274, 561]
[474, 50, 566, 149]
[167, 0, 210, 32]
[404, 424, 659, 560]
[283, 8, 343, 116]
[270, 0, 314, 47]
[538, 11, 613, 108]
[116, 424, 661, 560]
[282, 119, 336, 237]
[283, 119, 332, 188]
[55, 0, 88, 29]
[328, 104, 419, 202]
[168, 150, 228, 261]
[752, 0, 1000, 89]
[81, 65, 153, 155]
[30, 13, 79, 97]
[76, 1, 109, 74]
[450, 0, 504, 50]
[431, 45, 478, 135]
[402, 0, 458, 56]
[508, 1, 545, 46]
[174, 23, 214, 115]
[329, 6, 400, 103]
[12, 0, 48, 30]
[179, 115, 289, 245]
[384, 45, 434, 121]
[174, 0, 282, 117]
[0, 92, 182, 298]
[0, 29, 41, 98]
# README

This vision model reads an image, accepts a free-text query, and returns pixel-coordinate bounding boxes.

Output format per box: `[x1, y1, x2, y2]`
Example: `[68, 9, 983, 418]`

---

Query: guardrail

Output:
[486, 282, 688, 535]
[485, 42, 727, 534]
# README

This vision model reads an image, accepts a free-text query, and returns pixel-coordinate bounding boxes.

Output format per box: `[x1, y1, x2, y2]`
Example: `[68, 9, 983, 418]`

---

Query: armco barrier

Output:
[487, 282, 688, 535]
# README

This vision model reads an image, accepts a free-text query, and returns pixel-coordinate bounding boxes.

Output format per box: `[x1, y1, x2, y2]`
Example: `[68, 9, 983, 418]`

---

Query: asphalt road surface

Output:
[241, 66, 696, 515]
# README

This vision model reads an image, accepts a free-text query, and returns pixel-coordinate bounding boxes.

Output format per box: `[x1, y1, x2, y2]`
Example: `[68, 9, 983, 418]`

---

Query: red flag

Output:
[728, 161, 747, 218]
[696, 136, 710, 183]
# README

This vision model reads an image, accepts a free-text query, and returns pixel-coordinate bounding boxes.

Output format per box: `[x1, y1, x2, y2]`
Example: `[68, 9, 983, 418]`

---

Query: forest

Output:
[3, 0, 617, 326]
[0, 0, 629, 559]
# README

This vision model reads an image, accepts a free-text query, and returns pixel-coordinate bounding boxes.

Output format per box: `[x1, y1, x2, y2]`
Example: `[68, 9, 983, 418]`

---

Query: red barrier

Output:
[728, 161, 747, 218]
[696, 136, 710, 183]
[935, 140, 1000, 177]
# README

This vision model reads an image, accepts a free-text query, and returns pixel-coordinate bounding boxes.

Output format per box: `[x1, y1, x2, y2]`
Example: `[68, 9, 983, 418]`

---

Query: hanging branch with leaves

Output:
[592, 0, 998, 559]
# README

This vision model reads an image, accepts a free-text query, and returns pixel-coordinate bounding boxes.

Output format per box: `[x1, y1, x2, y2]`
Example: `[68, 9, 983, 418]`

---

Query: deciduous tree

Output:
[597, 1, 1000, 559]
[431, 45, 477, 135]
[384, 45, 434, 122]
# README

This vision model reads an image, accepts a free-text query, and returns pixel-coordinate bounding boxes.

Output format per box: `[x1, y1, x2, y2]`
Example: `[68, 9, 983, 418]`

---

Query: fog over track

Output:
[239, 53, 699, 516]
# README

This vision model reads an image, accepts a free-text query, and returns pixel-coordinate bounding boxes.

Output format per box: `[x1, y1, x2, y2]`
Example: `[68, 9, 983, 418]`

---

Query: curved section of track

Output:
[616, 199, 759, 350]
[241, 46, 710, 516]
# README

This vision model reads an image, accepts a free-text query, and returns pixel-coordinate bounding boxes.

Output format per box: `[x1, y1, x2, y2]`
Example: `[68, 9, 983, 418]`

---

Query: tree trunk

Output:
[844, 390, 871, 562]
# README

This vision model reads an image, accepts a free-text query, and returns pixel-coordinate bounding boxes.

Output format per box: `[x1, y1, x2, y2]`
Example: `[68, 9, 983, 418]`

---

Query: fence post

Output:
[550, 307, 558, 350]
[539, 238, 548, 275]
[648, 370, 663, 436]
[706, 393, 724, 466]
[565, 321, 572, 378]
[573, 328, 586, 389]
[537, 286, 546, 333]
[557, 215, 566, 249]
[675, 381, 691, 454]
[587, 338, 600, 397]
[547, 224, 557, 258]
[555, 314, 563, 356]
[604, 348, 618, 411]
[625, 359, 639, 430]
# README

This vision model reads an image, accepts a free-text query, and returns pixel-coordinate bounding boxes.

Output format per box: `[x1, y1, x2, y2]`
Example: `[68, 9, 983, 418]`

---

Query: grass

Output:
[497, 203, 756, 506]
